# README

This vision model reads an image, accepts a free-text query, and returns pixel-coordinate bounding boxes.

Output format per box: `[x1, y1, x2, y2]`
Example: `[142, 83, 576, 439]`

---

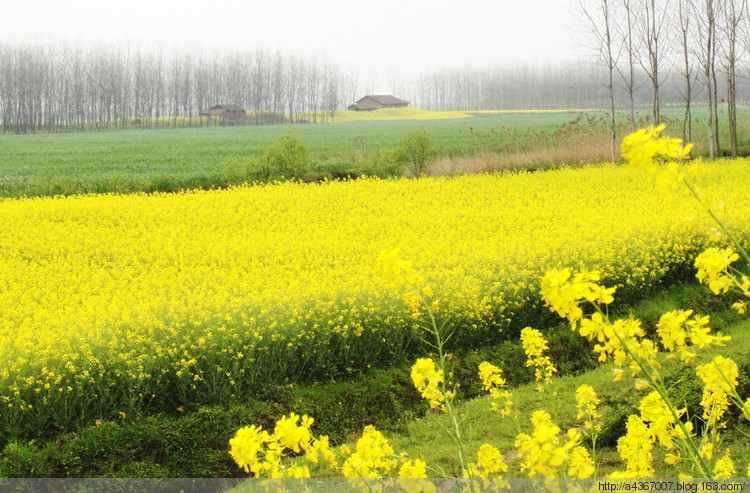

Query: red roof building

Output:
[347, 95, 409, 111]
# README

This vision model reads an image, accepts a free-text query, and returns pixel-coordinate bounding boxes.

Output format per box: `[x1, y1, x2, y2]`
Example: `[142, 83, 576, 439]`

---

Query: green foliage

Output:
[221, 156, 263, 184]
[0, 107, 743, 198]
[361, 147, 406, 178]
[399, 127, 435, 177]
[265, 134, 312, 179]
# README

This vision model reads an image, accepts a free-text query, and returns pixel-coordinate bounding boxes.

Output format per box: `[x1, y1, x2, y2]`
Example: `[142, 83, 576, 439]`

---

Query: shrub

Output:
[400, 128, 435, 177]
[362, 147, 405, 178]
[265, 135, 312, 179]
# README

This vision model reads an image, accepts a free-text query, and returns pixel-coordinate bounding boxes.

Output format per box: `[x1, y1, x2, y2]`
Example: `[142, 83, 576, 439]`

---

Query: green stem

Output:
[413, 285, 474, 492]
[682, 178, 750, 266]
[590, 303, 713, 478]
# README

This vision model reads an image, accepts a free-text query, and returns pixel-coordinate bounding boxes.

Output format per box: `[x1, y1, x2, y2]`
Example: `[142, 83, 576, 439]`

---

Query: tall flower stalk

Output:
[375, 248, 475, 490]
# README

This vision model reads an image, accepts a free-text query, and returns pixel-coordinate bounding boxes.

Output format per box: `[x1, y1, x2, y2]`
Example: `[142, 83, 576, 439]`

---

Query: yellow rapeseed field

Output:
[331, 107, 602, 123]
[0, 160, 748, 438]
[331, 107, 474, 122]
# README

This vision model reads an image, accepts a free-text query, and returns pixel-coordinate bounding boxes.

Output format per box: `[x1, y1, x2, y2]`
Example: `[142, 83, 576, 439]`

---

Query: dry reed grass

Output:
[429, 139, 618, 177]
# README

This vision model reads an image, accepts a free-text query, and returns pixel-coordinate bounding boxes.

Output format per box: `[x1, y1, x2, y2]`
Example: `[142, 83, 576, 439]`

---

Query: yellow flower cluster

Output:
[621, 124, 693, 198]
[514, 410, 594, 478]
[230, 413, 434, 484]
[656, 309, 727, 364]
[542, 268, 731, 384]
[542, 264, 750, 477]
[229, 412, 332, 478]
[695, 247, 745, 296]
[341, 426, 398, 478]
[1, 157, 749, 434]
[478, 361, 513, 416]
[611, 415, 655, 478]
[410, 358, 445, 410]
[375, 247, 433, 317]
[696, 356, 739, 427]
[575, 384, 601, 432]
[520, 327, 557, 391]
[466, 443, 508, 478]
[541, 269, 616, 328]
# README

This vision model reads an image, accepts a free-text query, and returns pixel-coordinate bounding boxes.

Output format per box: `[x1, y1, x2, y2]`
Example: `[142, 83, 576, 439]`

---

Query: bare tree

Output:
[720, 0, 744, 157]
[694, 0, 718, 159]
[582, 0, 619, 162]
[620, 0, 639, 130]
[676, 0, 695, 142]
[637, 0, 670, 124]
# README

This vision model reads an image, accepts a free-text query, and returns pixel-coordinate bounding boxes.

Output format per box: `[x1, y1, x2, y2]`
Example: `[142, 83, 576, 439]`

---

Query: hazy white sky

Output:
[1, 0, 586, 75]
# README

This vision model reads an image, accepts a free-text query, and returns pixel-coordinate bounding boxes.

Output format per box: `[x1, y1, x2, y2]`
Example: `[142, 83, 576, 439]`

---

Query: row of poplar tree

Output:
[579, 0, 750, 160]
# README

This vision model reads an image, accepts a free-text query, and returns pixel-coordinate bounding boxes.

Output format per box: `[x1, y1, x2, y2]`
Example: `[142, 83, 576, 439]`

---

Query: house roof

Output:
[356, 95, 409, 106]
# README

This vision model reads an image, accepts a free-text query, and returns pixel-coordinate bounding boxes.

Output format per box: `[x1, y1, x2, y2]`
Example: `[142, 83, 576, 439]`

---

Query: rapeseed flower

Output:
[478, 361, 513, 416]
[341, 425, 396, 478]
[613, 415, 655, 478]
[229, 424, 272, 475]
[575, 384, 601, 431]
[515, 410, 587, 478]
[2, 158, 749, 438]
[697, 356, 739, 427]
[713, 453, 735, 478]
[520, 327, 557, 390]
[467, 443, 507, 478]
[410, 358, 445, 410]
[695, 248, 740, 295]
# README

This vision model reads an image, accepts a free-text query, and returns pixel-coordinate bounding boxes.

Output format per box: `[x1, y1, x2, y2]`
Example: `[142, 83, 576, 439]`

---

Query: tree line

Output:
[0, 43, 344, 133]
[579, 0, 750, 160]
[400, 61, 749, 111]
[3, 2, 750, 141]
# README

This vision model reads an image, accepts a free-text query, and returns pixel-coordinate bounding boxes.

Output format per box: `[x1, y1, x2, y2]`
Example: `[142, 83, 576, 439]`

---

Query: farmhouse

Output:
[200, 104, 246, 123]
[347, 95, 409, 111]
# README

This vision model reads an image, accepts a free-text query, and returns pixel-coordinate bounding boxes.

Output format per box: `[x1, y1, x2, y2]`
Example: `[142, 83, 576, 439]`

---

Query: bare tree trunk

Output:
[678, 0, 693, 143]
[722, 0, 742, 158]
[624, 0, 637, 131]
[581, 0, 618, 162]
[639, 0, 666, 125]
[700, 0, 716, 160]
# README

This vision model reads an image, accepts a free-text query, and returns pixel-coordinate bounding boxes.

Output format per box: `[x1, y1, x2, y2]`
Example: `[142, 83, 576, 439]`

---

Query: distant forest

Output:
[1, 0, 749, 138]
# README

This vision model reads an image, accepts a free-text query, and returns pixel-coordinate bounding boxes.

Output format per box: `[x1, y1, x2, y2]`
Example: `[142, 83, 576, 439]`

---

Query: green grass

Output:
[1, 107, 747, 198]
[305, 283, 750, 479]
[388, 287, 750, 478]
[0, 113, 565, 198]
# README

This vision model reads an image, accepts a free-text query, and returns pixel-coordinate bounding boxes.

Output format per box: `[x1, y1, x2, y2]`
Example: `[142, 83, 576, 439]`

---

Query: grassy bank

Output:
[2, 281, 744, 478]
[0, 107, 747, 198]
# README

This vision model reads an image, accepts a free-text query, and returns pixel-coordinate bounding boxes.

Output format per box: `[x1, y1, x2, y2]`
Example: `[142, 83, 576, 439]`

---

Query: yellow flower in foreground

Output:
[520, 327, 557, 389]
[697, 356, 739, 426]
[695, 247, 740, 295]
[714, 453, 735, 478]
[341, 425, 396, 478]
[614, 415, 655, 478]
[568, 447, 595, 478]
[410, 358, 445, 410]
[478, 361, 513, 416]
[515, 410, 583, 478]
[575, 384, 601, 430]
[639, 391, 680, 448]
[621, 124, 692, 174]
[540, 269, 614, 328]
[229, 425, 272, 475]
[398, 458, 428, 478]
[467, 443, 507, 478]
[273, 413, 314, 454]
